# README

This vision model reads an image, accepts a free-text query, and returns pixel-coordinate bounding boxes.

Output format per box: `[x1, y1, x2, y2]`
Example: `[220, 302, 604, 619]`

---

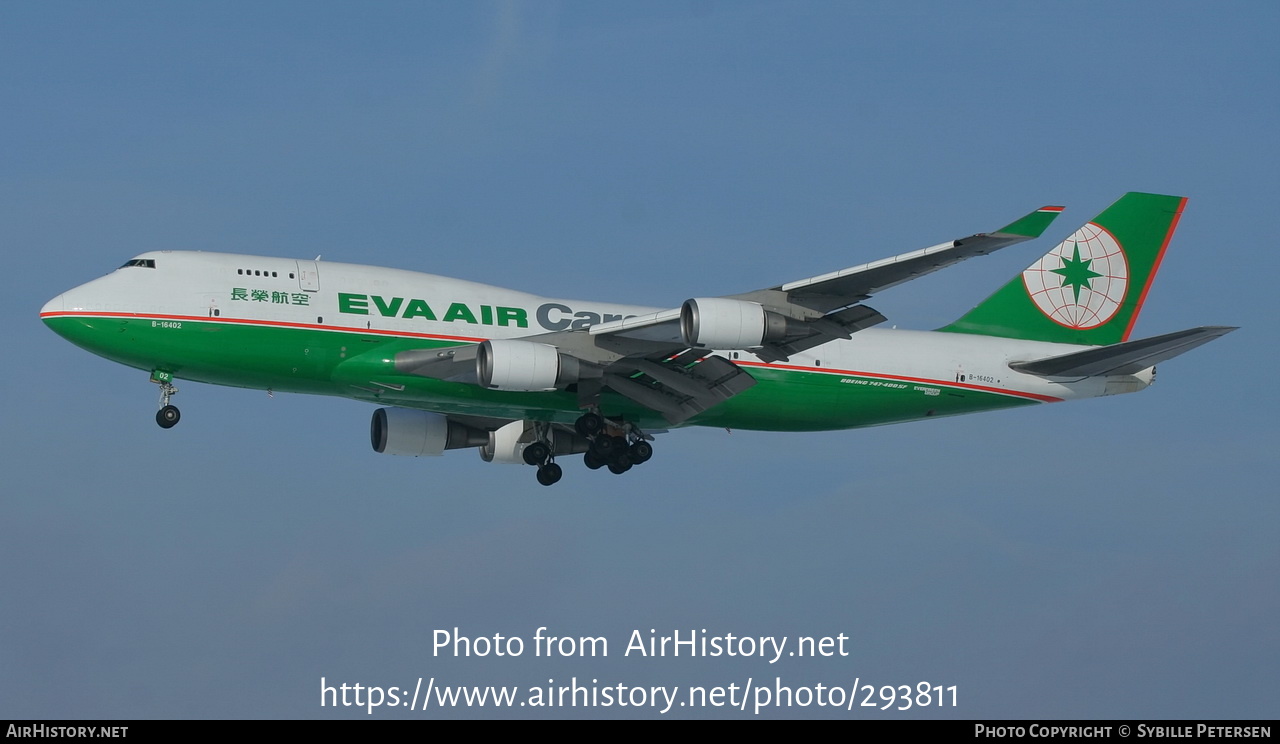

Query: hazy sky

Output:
[3, 1, 1276, 719]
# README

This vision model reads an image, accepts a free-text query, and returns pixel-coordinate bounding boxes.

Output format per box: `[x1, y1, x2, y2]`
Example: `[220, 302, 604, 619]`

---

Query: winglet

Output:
[996, 205, 1065, 238]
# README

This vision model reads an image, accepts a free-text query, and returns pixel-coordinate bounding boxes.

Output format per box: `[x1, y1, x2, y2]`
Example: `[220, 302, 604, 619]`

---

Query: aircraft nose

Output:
[40, 293, 64, 318]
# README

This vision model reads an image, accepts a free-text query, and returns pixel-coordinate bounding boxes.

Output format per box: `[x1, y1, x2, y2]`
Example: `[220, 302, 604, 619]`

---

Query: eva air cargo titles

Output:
[336, 292, 636, 331]
[42, 193, 1235, 487]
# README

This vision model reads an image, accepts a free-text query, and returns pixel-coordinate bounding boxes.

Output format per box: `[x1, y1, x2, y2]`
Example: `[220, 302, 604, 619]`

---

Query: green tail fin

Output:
[939, 192, 1187, 345]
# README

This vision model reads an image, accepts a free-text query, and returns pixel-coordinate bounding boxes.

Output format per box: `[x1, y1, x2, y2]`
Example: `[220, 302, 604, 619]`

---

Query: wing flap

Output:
[604, 352, 756, 424]
[1009, 326, 1237, 377]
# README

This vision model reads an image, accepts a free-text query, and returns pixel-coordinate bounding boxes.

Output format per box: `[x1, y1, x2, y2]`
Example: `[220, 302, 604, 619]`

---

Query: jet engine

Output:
[476, 339, 583, 391]
[370, 408, 488, 456]
[679, 297, 804, 350]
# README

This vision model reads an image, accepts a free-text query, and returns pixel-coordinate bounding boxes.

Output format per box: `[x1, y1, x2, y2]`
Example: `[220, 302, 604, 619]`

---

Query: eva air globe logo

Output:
[1022, 222, 1128, 329]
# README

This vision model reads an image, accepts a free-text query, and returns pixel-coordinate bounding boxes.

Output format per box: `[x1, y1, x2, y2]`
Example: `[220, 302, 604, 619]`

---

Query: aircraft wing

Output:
[393, 204, 1065, 423]
[393, 333, 757, 425]
[585, 203, 1065, 362]
[729, 205, 1066, 315]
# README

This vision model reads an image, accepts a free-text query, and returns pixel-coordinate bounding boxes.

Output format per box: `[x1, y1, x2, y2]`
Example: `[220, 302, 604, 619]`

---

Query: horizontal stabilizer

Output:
[1009, 326, 1237, 377]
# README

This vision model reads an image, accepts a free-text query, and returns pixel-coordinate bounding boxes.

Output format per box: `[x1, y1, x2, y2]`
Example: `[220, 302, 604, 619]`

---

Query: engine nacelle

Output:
[479, 420, 591, 465]
[476, 339, 582, 391]
[479, 420, 528, 464]
[370, 408, 487, 457]
[680, 297, 797, 350]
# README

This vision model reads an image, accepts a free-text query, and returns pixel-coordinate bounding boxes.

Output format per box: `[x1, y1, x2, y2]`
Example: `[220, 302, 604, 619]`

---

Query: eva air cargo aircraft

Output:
[42, 192, 1233, 486]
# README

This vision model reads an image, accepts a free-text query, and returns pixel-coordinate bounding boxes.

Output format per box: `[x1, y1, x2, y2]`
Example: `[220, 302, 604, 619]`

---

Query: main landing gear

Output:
[518, 413, 656, 487]
[521, 438, 564, 487]
[153, 374, 181, 429]
[577, 412, 653, 477]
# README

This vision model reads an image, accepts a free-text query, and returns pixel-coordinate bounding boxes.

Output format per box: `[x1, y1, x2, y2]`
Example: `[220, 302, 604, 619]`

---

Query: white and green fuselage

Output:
[44, 193, 1229, 485]
[40, 250, 1143, 434]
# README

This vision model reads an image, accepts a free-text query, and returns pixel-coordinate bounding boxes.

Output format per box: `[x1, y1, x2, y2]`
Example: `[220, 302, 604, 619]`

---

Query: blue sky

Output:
[2, 1, 1276, 718]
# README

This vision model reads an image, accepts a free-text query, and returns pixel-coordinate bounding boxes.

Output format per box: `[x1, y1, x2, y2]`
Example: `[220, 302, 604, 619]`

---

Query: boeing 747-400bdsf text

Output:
[41, 193, 1234, 485]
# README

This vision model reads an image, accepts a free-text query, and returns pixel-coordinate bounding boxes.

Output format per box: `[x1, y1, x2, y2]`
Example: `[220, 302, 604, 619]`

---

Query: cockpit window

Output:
[120, 259, 157, 269]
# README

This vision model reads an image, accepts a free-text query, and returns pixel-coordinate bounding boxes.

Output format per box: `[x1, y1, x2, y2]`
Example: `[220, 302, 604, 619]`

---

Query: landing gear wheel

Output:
[156, 405, 181, 429]
[536, 462, 563, 486]
[575, 412, 604, 438]
[607, 452, 632, 475]
[590, 435, 619, 459]
[523, 441, 551, 466]
[628, 440, 653, 465]
[154, 378, 180, 428]
[584, 451, 605, 470]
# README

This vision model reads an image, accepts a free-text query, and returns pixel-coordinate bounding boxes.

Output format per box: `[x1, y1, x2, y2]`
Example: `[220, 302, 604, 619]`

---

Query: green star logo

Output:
[1050, 243, 1103, 303]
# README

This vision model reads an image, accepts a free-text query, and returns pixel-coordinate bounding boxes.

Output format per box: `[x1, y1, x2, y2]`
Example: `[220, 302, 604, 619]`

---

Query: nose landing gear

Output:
[152, 371, 181, 429]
